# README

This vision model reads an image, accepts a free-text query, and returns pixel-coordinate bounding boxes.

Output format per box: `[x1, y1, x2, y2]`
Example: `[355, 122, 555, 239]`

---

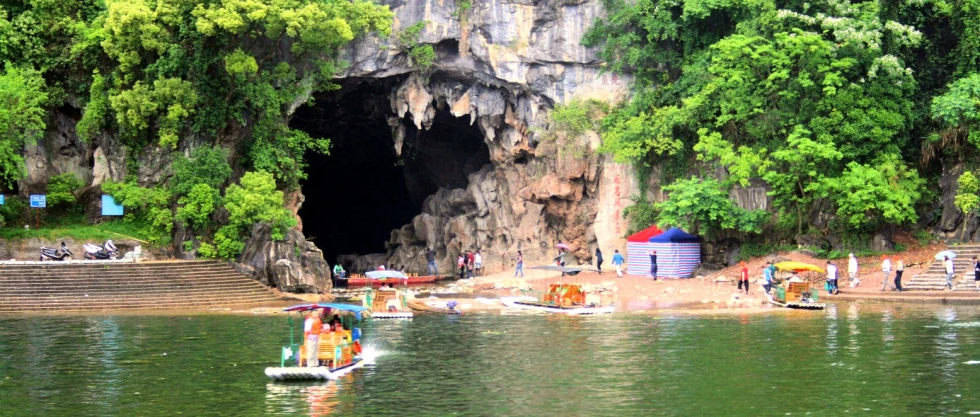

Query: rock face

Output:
[237, 224, 332, 293]
[331, 0, 635, 273]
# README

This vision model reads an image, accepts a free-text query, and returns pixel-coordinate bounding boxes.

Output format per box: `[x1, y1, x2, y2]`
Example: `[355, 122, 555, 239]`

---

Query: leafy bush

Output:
[224, 171, 297, 239]
[655, 177, 768, 239]
[955, 171, 980, 214]
[170, 146, 232, 197]
[46, 173, 84, 211]
[622, 196, 658, 235]
[0, 195, 27, 227]
[175, 184, 218, 232]
[0, 65, 48, 188]
[101, 180, 173, 244]
[397, 22, 435, 71]
[550, 99, 609, 137]
[212, 225, 246, 259]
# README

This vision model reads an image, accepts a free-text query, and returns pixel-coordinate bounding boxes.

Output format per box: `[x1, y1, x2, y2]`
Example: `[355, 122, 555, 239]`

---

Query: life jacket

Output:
[309, 317, 322, 336]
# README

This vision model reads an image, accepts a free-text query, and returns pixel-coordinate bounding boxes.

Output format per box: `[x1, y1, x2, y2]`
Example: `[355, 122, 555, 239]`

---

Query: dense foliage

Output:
[585, 0, 980, 241]
[0, 0, 393, 254]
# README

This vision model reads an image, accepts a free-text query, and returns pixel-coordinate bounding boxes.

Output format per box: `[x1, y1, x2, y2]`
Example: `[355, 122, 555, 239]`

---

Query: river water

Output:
[2, 304, 980, 416]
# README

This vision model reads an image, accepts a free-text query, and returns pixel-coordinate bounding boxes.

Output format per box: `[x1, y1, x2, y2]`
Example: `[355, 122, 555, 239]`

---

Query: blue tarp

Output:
[283, 303, 370, 318]
[648, 227, 701, 243]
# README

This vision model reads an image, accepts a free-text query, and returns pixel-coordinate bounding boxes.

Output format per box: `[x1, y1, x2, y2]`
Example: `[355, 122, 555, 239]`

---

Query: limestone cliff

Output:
[329, 0, 636, 273]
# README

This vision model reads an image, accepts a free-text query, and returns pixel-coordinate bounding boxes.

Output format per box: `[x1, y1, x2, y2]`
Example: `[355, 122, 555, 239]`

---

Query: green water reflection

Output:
[2, 304, 980, 416]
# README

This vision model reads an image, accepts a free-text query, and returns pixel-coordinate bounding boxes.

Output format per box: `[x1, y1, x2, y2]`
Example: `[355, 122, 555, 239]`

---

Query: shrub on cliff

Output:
[46, 173, 85, 212]
[0, 65, 47, 188]
[197, 170, 297, 259]
[655, 177, 767, 239]
[101, 181, 173, 244]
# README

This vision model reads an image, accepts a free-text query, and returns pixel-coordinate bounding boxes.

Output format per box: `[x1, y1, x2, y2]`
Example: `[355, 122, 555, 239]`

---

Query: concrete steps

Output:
[0, 260, 283, 312]
[905, 245, 980, 291]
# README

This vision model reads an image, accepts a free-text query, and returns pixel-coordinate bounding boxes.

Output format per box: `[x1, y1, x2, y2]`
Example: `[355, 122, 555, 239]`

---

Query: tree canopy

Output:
[586, 0, 979, 239]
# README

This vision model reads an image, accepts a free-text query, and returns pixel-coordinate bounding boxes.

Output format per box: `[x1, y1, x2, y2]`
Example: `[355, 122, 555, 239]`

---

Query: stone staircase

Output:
[904, 244, 980, 291]
[0, 260, 283, 312]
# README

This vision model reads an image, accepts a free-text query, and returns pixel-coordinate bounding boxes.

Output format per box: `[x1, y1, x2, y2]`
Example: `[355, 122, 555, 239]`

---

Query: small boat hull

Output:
[346, 275, 442, 286]
[500, 297, 614, 315]
[370, 311, 414, 319]
[407, 300, 464, 315]
[764, 293, 825, 310]
[265, 359, 365, 381]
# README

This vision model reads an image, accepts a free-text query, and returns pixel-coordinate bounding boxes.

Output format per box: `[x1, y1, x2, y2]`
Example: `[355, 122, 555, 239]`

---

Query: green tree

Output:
[175, 183, 218, 232]
[101, 180, 173, 243]
[46, 173, 84, 210]
[0, 64, 47, 187]
[955, 171, 980, 214]
[654, 177, 767, 239]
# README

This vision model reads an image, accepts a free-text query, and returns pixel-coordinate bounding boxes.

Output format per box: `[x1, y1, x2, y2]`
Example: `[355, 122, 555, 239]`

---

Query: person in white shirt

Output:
[880, 256, 892, 291]
[945, 256, 955, 290]
[848, 253, 860, 288]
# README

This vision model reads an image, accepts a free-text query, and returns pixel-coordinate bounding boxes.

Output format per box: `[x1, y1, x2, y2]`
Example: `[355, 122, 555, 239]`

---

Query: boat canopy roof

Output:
[365, 271, 409, 279]
[283, 303, 370, 318]
[774, 261, 825, 273]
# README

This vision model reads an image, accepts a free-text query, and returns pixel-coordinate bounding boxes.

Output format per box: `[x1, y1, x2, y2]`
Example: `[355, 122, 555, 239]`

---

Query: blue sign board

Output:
[101, 195, 124, 216]
[29, 195, 45, 208]
[0, 194, 4, 205]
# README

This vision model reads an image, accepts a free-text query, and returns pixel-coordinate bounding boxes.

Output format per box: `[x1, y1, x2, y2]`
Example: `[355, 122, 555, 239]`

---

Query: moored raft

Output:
[265, 359, 365, 381]
[500, 296, 615, 315]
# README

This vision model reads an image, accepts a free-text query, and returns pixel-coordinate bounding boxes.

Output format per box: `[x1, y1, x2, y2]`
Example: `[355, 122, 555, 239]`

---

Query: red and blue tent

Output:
[626, 227, 701, 278]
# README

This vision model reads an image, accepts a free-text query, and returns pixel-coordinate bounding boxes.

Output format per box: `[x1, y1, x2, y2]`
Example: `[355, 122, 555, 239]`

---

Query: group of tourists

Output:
[456, 250, 482, 279]
[303, 310, 348, 367]
[588, 247, 627, 278]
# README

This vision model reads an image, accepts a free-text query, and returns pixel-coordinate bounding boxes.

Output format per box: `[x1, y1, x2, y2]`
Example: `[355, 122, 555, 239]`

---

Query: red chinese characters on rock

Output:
[613, 176, 622, 236]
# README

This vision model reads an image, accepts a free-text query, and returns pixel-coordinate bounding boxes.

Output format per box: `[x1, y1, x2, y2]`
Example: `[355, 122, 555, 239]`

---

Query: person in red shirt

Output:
[738, 262, 749, 294]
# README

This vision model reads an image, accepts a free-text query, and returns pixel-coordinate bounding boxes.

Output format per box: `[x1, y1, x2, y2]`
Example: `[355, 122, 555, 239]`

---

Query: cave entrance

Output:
[291, 77, 491, 264]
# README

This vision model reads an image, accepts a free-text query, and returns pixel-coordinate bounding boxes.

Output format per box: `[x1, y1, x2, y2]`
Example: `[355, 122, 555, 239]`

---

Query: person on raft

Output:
[304, 310, 322, 367]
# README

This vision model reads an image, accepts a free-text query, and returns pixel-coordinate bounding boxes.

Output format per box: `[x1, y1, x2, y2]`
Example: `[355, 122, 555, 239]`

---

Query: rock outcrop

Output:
[237, 224, 331, 293]
[330, 0, 636, 273]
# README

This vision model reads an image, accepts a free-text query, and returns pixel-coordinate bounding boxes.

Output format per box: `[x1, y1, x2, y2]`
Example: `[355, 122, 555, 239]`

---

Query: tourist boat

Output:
[500, 283, 614, 315]
[765, 262, 826, 310]
[345, 274, 442, 286]
[361, 271, 414, 319]
[265, 303, 371, 381]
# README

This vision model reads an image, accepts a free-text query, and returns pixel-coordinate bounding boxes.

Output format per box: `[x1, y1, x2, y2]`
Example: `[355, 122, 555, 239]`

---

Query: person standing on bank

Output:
[595, 247, 604, 275]
[426, 248, 438, 276]
[944, 255, 955, 290]
[474, 250, 483, 277]
[648, 250, 658, 280]
[880, 255, 892, 291]
[894, 258, 904, 292]
[826, 260, 839, 295]
[612, 250, 625, 277]
[848, 253, 860, 287]
[762, 261, 774, 294]
[556, 246, 567, 277]
[738, 262, 749, 294]
[974, 255, 980, 291]
[514, 250, 524, 277]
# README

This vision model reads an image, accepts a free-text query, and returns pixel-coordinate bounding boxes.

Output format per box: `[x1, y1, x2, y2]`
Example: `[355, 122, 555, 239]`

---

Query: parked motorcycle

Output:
[40, 242, 73, 261]
[83, 240, 119, 260]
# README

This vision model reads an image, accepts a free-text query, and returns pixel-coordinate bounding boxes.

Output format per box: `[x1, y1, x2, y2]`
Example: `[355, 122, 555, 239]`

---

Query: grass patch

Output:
[0, 213, 158, 244]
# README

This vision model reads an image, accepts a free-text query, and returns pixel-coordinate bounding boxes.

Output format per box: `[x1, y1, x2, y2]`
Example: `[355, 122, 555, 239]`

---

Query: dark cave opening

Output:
[291, 77, 491, 264]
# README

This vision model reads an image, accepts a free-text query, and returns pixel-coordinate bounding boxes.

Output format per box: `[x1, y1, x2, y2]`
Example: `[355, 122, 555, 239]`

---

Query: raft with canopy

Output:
[265, 303, 371, 381]
[360, 271, 413, 319]
[766, 263, 826, 310]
